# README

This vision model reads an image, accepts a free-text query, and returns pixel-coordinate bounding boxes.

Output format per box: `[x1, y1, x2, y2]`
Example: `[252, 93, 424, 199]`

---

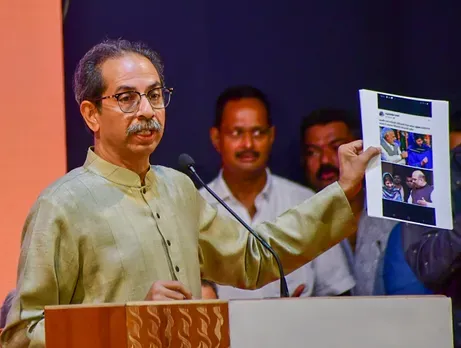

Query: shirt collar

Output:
[83, 147, 156, 188]
[213, 168, 273, 201]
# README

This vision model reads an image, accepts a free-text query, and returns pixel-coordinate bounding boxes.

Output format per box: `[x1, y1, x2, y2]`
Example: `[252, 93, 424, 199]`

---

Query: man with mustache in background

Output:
[200, 86, 355, 299]
[301, 109, 397, 295]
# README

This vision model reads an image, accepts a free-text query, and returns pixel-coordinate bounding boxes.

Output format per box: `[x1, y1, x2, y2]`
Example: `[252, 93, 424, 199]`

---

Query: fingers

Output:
[291, 284, 305, 297]
[358, 146, 381, 162]
[145, 280, 193, 301]
[156, 288, 189, 301]
[340, 139, 363, 154]
[339, 140, 380, 159]
[161, 280, 193, 299]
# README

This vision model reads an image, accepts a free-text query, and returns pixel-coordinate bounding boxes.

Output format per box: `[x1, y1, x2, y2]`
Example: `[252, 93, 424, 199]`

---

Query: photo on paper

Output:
[359, 89, 452, 229]
[381, 161, 435, 226]
[379, 126, 433, 169]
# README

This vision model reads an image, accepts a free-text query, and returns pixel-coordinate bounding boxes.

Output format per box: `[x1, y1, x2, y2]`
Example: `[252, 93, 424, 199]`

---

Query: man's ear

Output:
[80, 101, 100, 133]
[210, 127, 221, 153]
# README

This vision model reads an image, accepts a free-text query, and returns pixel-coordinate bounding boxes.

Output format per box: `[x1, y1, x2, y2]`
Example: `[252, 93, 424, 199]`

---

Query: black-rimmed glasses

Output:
[95, 87, 173, 113]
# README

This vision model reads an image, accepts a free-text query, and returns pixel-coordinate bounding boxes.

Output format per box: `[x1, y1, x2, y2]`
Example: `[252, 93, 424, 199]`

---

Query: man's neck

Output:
[94, 144, 150, 185]
[222, 168, 268, 219]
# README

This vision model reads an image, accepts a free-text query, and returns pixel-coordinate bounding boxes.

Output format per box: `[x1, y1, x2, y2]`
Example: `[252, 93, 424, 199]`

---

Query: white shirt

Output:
[199, 169, 355, 299]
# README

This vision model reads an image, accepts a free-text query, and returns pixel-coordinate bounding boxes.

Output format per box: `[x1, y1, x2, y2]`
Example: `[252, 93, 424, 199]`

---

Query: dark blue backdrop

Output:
[63, 0, 461, 185]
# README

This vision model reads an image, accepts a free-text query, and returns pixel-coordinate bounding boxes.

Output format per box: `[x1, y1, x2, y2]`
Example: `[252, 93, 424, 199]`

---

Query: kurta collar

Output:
[83, 147, 155, 188]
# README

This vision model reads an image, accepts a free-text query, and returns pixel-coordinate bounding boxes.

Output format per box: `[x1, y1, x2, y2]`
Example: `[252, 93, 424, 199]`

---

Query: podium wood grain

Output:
[126, 301, 229, 348]
[44, 300, 230, 348]
[45, 303, 127, 348]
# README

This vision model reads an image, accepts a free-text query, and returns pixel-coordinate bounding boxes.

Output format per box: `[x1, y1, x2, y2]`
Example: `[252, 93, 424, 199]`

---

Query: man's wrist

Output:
[338, 180, 361, 201]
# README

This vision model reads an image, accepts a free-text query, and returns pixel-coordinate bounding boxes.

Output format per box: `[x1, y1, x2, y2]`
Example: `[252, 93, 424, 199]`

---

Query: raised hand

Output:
[338, 140, 380, 200]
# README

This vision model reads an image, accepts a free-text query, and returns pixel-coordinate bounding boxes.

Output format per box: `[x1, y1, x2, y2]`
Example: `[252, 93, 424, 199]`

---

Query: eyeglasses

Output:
[95, 87, 173, 113]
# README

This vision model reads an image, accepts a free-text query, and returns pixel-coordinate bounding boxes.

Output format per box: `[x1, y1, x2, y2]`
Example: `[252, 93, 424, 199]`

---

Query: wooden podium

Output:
[44, 296, 454, 348]
[45, 300, 229, 348]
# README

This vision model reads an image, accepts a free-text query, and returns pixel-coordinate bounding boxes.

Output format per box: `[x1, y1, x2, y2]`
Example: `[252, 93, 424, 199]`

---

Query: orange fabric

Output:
[0, 1, 66, 301]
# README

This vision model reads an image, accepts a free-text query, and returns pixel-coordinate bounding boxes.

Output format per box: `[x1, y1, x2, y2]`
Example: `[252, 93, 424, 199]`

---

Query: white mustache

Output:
[126, 118, 163, 135]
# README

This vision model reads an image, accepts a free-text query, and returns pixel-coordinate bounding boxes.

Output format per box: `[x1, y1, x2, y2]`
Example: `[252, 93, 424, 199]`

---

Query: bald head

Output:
[412, 170, 427, 188]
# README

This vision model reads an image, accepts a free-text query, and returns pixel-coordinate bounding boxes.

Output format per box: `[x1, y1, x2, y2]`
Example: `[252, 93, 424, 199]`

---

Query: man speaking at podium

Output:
[0, 39, 379, 347]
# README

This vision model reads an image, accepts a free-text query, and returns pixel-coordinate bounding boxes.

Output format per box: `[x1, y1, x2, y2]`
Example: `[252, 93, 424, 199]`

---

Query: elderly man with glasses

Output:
[0, 39, 379, 347]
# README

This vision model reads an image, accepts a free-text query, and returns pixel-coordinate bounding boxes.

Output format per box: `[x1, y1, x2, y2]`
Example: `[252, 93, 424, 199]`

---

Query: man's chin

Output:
[127, 141, 159, 156]
[231, 162, 266, 176]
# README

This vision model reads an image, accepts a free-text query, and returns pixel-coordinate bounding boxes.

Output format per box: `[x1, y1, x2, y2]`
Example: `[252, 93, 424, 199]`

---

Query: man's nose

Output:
[137, 95, 155, 118]
[241, 132, 254, 148]
[320, 148, 335, 164]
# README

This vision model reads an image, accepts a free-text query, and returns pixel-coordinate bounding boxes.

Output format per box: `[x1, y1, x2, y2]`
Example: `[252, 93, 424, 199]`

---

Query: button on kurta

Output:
[175, 266, 180, 272]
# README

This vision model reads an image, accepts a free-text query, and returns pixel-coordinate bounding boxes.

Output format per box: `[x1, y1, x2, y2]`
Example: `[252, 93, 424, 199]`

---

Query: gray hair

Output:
[72, 38, 164, 107]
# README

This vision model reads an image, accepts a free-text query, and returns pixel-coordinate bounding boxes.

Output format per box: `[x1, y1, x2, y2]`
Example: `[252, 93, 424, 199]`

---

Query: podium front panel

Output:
[228, 296, 454, 348]
[45, 303, 127, 348]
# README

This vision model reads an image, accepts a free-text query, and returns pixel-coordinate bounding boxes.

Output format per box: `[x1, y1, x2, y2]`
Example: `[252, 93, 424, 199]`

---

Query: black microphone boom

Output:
[178, 153, 290, 298]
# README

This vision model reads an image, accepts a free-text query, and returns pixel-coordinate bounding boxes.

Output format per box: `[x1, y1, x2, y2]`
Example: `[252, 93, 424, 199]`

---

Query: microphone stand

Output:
[186, 164, 290, 298]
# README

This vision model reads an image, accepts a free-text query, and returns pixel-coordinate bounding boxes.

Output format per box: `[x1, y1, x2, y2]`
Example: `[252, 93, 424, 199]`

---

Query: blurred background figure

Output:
[201, 280, 219, 300]
[401, 112, 461, 348]
[201, 86, 355, 299]
[300, 108, 397, 295]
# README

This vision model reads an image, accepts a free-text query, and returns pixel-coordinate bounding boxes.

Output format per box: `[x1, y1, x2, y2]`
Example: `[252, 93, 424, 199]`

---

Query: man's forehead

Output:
[101, 54, 160, 90]
[304, 121, 352, 144]
[221, 100, 269, 128]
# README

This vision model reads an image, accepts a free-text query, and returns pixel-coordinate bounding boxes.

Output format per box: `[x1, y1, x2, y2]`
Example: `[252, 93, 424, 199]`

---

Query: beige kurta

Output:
[0, 148, 356, 347]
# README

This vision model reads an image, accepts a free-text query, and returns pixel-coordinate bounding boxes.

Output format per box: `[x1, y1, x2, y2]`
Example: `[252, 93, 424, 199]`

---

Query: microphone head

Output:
[178, 153, 195, 173]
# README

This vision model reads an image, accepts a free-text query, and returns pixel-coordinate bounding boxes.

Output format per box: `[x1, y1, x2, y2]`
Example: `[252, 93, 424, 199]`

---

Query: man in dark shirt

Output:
[402, 112, 461, 348]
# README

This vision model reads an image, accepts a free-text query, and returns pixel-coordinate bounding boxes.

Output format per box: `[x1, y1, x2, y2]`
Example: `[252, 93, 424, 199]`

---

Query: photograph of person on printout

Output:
[380, 127, 433, 169]
[381, 161, 435, 226]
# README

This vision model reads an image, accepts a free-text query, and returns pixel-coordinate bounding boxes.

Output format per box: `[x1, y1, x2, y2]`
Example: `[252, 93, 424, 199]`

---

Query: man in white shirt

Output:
[200, 85, 355, 299]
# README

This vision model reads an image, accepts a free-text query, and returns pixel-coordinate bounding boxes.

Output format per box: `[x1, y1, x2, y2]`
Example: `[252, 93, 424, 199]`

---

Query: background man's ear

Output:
[210, 127, 221, 153]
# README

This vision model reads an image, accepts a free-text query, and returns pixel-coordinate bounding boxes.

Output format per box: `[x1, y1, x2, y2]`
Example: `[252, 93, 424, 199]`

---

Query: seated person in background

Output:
[380, 128, 407, 164]
[407, 134, 433, 169]
[201, 86, 355, 299]
[201, 280, 219, 300]
[0, 290, 16, 329]
[301, 109, 397, 295]
[382, 224, 432, 295]
[382, 172, 402, 202]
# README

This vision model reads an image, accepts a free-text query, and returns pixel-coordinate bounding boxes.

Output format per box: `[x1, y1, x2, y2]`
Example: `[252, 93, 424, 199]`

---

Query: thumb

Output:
[359, 146, 381, 162]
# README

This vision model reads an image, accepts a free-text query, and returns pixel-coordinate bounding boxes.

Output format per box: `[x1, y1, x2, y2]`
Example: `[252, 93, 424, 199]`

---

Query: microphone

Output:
[178, 153, 290, 298]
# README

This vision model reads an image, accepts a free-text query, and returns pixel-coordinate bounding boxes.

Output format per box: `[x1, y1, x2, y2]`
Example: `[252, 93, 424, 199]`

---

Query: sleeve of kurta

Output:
[197, 181, 357, 289]
[0, 195, 79, 348]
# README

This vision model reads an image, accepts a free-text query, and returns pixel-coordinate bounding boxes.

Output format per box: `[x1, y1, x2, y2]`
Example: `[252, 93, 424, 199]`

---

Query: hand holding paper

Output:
[359, 89, 452, 229]
[338, 140, 381, 201]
